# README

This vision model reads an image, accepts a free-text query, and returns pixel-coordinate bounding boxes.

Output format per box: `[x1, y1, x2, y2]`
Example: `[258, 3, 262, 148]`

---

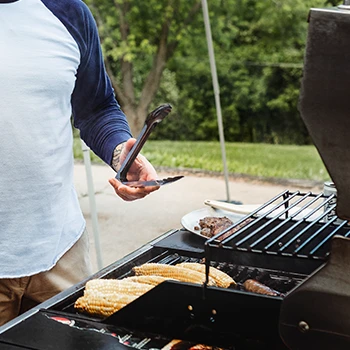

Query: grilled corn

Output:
[75, 291, 137, 317]
[122, 275, 174, 286]
[74, 278, 155, 317]
[177, 262, 236, 288]
[132, 263, 216, 286]
[84, 279, 153, 296]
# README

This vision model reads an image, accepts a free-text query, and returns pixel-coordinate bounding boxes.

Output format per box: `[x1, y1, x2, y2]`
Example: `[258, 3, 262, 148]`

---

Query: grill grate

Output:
[205, 190, 350, 261]
[149, 253, 305, 295]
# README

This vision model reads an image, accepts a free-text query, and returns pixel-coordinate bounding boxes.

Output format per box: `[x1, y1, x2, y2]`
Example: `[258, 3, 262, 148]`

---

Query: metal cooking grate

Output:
[152, 253, 305, 295]
[205, 190, 350, 261]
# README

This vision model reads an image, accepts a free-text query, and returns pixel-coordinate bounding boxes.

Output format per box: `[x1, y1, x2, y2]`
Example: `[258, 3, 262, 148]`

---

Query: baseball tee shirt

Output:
[0, 0, 132, 277]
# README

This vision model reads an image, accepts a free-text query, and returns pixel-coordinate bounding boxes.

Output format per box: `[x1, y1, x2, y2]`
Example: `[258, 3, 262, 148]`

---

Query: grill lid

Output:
[298, 7, 350, 220]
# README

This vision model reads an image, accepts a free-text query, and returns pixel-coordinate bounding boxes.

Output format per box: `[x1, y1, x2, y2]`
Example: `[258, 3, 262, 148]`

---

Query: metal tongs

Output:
[115, 104, 184, 187]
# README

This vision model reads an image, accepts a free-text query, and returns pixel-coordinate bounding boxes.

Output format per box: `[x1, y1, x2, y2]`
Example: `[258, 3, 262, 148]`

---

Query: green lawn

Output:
[73, 139, 329, 182]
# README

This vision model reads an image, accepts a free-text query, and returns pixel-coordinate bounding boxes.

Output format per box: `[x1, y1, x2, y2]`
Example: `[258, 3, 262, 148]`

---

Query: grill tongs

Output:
[115, 104, 183, 187]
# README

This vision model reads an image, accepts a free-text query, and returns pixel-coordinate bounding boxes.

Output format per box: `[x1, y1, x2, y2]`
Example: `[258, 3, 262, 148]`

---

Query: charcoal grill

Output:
[1, 3, 350, 350]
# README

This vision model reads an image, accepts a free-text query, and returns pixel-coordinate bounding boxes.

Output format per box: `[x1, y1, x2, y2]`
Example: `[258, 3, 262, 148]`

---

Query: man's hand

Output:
[108, 138, 160, 201]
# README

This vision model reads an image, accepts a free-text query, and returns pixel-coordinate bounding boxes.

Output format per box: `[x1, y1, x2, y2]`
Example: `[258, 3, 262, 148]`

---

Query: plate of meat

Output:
[181, 207, 246, 240]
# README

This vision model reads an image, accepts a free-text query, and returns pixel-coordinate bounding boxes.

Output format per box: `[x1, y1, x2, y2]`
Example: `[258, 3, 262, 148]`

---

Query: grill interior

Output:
[52, 251, 306, 318]
[155, 254, 305, 296]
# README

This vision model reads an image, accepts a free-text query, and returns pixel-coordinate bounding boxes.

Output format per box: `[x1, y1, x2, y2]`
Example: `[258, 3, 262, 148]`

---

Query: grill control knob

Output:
[298, 321, 310, 333]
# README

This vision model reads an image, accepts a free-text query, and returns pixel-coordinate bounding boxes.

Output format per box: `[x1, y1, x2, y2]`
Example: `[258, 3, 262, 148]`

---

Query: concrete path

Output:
[73, 162, 323, 273]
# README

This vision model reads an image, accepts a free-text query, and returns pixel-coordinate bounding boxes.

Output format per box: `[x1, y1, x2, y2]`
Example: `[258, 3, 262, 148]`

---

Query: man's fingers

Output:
[108, 178, 157, 201]
[123, 138, 137, 156]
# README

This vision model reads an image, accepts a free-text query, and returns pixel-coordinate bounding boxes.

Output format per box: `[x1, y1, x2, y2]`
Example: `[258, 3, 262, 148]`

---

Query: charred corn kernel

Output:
[84, 279, 153, 296]
[75, 291, 137, 317]
[177, 262, 236, 288]
[132, 263, 216, 286]
[122, 275, 174, 286]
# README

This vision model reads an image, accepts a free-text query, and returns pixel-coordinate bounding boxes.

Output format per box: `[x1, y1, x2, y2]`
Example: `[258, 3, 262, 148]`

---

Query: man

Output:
[0, 0, 159, 325]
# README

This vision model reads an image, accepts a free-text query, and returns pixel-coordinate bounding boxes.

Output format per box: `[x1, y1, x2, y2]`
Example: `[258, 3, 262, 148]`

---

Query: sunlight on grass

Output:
[73, 139, 329, 182]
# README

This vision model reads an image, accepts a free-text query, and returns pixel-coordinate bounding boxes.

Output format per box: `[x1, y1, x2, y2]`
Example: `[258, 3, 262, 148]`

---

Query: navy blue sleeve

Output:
[42, 0, 132, 165]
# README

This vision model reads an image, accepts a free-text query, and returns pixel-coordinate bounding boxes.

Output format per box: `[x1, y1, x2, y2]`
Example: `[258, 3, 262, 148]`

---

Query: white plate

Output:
[181, 207, 246, 239]
[204, 199, 323, 221]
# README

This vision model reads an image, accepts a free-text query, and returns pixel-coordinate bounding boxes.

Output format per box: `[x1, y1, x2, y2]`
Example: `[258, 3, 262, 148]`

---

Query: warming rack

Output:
[204, 190, 350, 278]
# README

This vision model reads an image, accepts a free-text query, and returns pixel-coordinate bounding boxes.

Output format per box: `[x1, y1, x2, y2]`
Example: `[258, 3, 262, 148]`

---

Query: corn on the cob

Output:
[177, 262, 236, 288]
[132, 263, 216, 286]
[122, 275, 174, 286]
[84, 279, 153, 296]
[75, 291, 137, 317]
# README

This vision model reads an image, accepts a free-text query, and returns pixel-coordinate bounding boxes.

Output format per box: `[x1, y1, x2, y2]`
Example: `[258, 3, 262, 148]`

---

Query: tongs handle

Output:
[116, 104, 172, 182]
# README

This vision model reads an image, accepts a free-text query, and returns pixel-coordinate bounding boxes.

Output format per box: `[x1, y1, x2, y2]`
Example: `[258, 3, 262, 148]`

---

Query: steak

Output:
[197, 216, 253, 240]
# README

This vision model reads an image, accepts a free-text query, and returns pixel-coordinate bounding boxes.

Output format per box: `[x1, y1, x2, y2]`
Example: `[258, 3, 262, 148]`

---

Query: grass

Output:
[73, 139, 329, 182]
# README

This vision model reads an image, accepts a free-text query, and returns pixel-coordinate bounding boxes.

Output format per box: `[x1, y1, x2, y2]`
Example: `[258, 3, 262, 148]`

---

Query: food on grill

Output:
[122, 275, 175, 286]
[197, 216, 253, 240]
[176, 262, 236, 288]
[243, 279, 279, 296]
[74, 278, 155, 317]
[162, 339, 225, 350]
[83, 278, 153, 296]
[75, 290, 138, 317]
[133, 263, 217, 286]
[75, 262, 222, 317]
[189, 345, 223, 350]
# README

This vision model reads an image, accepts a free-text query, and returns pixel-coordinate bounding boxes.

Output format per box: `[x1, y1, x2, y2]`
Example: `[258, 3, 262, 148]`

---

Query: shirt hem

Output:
[0, 222, 87, 279]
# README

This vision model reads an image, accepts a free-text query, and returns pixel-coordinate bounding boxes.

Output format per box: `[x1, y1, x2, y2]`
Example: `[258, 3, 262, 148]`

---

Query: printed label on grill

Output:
[323, 181, 342, 223]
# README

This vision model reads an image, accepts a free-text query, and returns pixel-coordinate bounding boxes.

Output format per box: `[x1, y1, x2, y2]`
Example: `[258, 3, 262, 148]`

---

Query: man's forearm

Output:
[111, 142, 126, 172]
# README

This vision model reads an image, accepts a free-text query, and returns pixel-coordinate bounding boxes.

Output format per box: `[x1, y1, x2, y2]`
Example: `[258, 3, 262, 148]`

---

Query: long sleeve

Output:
[43, 0, 132, 164]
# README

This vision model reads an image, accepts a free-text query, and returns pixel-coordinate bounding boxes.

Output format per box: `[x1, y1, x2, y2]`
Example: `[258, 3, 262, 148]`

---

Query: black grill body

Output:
[0, 227, 306, 350]
[0, 207, 347, 350]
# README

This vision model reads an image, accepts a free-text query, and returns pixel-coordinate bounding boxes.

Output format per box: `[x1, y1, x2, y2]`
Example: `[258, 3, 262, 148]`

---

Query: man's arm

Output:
[54, 1, 159, 200]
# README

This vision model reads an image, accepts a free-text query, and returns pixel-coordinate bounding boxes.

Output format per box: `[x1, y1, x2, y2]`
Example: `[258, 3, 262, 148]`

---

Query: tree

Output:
[86, 0, 202, 136]
[86, 0, 341, 143]
[156, 0, 330, 144]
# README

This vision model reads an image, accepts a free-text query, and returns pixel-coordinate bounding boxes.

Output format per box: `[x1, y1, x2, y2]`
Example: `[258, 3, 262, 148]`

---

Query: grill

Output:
[1, 3, 350, 350]
[0, 202, 348, 349]
[0, 228, 306, 350]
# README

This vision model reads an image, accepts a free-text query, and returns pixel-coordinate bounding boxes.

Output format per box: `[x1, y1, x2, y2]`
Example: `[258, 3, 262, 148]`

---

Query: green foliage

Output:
[152, 0, 333, 144]
[87, 0, 203, 94]
[88, 0, 341, 145]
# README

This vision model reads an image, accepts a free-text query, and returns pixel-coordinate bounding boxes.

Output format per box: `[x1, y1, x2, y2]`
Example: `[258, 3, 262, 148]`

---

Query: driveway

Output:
[74, 162, 323, 272]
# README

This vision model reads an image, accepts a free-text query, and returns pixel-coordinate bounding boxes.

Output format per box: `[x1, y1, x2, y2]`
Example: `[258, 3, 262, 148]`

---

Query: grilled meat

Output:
[198, 216, 253, 240]
[243, 279, 279, 296]
[162, 339, 225, 350]
[198, 216, 233, 237]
